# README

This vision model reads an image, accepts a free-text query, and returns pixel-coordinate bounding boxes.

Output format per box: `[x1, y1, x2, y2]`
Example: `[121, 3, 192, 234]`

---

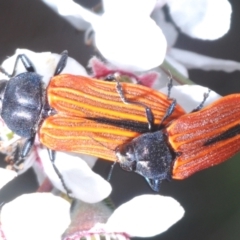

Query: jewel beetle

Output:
[0, 51, 185, 193]
[116, 93, 240, 191]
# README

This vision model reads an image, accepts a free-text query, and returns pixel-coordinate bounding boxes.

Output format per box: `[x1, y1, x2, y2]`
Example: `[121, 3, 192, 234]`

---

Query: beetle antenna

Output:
[107, 161, 117, 181]
[88, 136, 119, 181]
[158, 71, 177, 127]
[88, 135, 115, 152]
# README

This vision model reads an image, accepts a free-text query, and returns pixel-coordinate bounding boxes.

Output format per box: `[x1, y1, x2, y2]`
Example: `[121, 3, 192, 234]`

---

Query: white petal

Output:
[1, 49, 54, 83]
[1, 193, 70, 240]
[160, 85, 221, 112]
[93, 15, 167, 71]
[1, 49, 87, 85]
[37, 149, 112, 203]
[165, 55, 189, 77]
[168, 48, 240, 72]
[103, 0, 157, 16]
[41, 0, 98, 30]
[168, 0, 232, 40]
[106, 194, 184, 237]
[0, 72, 6, 80]
[32, 159, 47, 186]
[0, 168, 17, 189]
[151, 7, 178, 48]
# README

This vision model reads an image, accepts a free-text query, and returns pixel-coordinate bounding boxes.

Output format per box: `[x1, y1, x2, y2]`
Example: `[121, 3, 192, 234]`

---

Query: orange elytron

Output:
[116, 94, 240, 191]
[40, 74, 185, 160]
[170, 94, 240, 179]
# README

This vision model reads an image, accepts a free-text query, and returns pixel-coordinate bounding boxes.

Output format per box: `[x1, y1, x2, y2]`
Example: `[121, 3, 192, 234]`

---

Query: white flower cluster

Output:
[41, 0, 240, 77]
[0, 48, 222, 240]
[0, 0, 237, 238]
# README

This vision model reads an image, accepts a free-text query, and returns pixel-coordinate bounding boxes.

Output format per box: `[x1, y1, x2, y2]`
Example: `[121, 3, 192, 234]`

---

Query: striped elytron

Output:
[116, 94, 240, 191]
[40, 74, 185, 161]
[0, 50, 185, 171]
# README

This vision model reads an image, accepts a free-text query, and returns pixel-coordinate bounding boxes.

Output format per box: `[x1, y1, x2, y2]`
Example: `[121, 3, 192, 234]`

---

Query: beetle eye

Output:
[116, 143, 134, 162]
[119, 159, 136, 172]
[121, 164, 132, 171]
[116, 143, 137, 172]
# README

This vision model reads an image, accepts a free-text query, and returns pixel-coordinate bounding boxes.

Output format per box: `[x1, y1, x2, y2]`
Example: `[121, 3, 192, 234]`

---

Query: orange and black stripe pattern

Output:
[39, 74, 185, 160]
[169, 94, 240, 179]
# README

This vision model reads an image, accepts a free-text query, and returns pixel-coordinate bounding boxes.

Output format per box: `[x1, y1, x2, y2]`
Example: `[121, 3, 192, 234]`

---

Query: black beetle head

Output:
[116, 131, 174, 181]
[0, 80, 7, 113]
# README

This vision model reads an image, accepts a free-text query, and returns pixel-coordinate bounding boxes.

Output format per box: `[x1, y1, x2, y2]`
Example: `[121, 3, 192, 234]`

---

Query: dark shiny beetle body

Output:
[116, 130, 175, 191]
[1, 72, 44, 138]
[0, 51, 70, 196]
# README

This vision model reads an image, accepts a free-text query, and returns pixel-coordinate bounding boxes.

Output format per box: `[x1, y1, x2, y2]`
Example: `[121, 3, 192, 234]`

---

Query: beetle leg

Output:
[0, 54, 35, 78]
[103, 73, 155, 130]
[115, 77, 155, 131]
[10, 143, 22, 169]
[12, 136, 36, 170]
[54, 50, 68, 76]
[47, 149, 72, 197]
[21, 136, 36, 159]
[145, 177, 161, 192]
[191, 89, 211, 112]
[159, 99, 177, 127]
[159, 74, 177, 127]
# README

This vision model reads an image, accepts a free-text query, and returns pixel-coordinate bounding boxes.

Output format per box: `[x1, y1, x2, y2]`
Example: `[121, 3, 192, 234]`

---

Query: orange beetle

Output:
[116, 94, 240, 191]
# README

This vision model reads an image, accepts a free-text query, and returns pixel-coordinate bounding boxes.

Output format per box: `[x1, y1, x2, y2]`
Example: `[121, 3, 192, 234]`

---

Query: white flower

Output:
[1, 193, 71, 240]
[65, 195, 184, 239]
[160, 84, 221, 112]
[1, 48, 88, 83]
[104, 194, 184, 238]
[152, 0, 236, 77]
[37, 149, 111, 203]
[0, 49, 112, 204]
[41, 0, 167, 71]
[93, 11, 167, 71]
[167, 48, 240, 73]
[40, 0, 240, 78]
[0, 193, 184, 240]
[166, 0, 232, 40]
